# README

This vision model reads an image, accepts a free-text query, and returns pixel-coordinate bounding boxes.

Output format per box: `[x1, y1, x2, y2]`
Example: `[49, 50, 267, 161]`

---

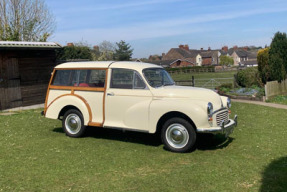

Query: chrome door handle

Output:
[107, 92, 114, 96]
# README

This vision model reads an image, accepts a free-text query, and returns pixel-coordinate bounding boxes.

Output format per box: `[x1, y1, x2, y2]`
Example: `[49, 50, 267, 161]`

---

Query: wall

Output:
[196, 54, 202, 66]
[0, 50, 56, 110]
[170, 60, 195, 68]
[265, 79, 287, 100]
[202, 58, 212, 65]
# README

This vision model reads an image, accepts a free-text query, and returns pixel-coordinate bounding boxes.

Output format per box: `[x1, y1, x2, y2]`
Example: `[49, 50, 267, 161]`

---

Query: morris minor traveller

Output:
[43, 61, 237, 152]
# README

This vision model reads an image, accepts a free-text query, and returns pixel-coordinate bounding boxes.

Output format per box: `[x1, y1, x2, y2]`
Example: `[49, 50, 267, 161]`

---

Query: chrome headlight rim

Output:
[207, 102, 213, 116]
[227, 97, 231, 108]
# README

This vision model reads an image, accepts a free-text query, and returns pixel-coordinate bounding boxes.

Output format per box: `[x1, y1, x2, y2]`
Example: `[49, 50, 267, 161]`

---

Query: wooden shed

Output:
[0, 41, 61, 110]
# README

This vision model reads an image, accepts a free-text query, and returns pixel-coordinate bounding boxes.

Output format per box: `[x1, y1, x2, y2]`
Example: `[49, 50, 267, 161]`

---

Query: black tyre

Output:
[161, 117, 196, 153]
[62, 109, 86, 137]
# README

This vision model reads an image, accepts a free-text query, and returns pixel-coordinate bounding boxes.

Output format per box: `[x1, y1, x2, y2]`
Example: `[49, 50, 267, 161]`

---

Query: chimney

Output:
[208, 47, 211, 51]
[201, 48, 203, 51]
[243, 46, 248, 51]
[222, 46, 228, 52]
[162, 53, 166, 57]
[67, 43, 74, 47]
[184, 44, 189, 51]
[179, 44, 184, 49]
[233, 45, 238, 50]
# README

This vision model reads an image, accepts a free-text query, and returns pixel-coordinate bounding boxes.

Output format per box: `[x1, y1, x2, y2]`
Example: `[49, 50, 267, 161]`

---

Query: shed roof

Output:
[0, 41, 61, 49]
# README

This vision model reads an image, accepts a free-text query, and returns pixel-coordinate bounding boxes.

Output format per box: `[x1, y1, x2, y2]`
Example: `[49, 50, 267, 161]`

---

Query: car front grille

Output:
[216, 111, 229, 126]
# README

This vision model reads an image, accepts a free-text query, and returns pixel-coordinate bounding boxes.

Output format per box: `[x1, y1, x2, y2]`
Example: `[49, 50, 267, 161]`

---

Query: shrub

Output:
[236, 67, 262, 87]
[216, 83, 233, 93]
[56, 44, 92, 61]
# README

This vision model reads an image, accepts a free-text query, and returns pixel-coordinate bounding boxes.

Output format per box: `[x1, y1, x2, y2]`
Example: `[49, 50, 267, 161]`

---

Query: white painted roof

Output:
[0, 41, 61, 48]
[55, 61, 163, 70]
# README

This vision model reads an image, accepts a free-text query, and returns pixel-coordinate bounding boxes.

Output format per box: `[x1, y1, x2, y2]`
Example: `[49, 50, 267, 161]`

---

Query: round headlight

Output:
[207, 102, 213, 115]
[227, 97, 231, 108]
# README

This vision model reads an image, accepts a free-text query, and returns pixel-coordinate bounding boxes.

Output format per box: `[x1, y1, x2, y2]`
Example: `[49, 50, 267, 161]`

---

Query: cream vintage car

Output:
[43, 61, 237, 153]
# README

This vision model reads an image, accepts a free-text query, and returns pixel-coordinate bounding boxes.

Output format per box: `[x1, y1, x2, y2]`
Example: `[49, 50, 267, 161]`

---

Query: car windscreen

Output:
[143, 68, 175, 88]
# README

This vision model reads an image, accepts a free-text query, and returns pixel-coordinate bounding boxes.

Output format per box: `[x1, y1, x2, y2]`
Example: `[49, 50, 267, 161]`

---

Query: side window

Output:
[52, 70, 75, 86]
[134, 72, 146, 89]
[110, 69, 146, 89]
[88, 70, 106, 87]
[76, 69, 106, 87]
[52, 69, 106, 88]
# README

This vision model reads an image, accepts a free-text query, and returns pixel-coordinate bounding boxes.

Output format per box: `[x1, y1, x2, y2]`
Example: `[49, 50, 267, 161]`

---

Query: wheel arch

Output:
[156, 111, 197, 134]
[45, 95, 91, 125]
[58, 105, 82, 119]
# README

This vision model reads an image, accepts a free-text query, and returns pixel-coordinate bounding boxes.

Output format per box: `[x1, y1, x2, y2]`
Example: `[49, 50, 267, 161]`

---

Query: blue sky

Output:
[46, 0, 287, 58]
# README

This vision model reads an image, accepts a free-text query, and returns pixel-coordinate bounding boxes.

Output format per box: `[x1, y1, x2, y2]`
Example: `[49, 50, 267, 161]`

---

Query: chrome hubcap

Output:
[166, 123, 189, 149]
[65, 114, 81, 134]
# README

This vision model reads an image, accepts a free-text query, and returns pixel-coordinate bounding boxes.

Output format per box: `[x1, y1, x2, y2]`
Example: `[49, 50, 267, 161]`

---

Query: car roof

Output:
[55, 61, 163, 71]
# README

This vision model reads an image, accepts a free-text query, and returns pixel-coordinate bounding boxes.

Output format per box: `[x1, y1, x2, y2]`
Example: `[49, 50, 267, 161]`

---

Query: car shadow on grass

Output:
[53, 127, 234, 150]
[196, 134, 234, 150]
[53, 127, 162, 147]
[260, 156, 287, 192]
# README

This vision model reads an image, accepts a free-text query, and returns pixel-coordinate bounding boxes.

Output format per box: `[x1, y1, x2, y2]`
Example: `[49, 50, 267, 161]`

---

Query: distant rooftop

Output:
[0, 41, 61, 49]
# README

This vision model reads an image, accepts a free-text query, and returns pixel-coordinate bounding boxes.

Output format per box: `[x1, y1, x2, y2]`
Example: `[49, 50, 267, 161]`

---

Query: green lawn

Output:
[0, 103, 286, 191]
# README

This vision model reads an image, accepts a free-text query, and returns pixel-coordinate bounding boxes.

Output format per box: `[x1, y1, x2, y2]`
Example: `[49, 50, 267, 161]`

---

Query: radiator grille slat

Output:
[216, 111, 229, 126]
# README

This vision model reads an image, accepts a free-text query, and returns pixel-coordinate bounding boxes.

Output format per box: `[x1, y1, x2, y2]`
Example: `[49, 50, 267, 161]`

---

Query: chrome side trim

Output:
[103, 126, 149, 133]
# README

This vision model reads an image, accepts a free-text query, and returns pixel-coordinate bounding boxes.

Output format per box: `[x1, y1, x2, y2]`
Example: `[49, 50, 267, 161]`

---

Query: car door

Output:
[104, 68, 152, 131]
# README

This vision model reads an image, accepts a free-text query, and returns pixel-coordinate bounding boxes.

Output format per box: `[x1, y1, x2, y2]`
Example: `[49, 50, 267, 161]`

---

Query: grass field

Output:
[0, 102, 286, 191]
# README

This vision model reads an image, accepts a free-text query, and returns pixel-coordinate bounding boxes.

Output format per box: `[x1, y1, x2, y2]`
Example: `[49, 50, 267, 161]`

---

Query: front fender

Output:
[149, 98, 210, 133]
[45, 95, 91, 125]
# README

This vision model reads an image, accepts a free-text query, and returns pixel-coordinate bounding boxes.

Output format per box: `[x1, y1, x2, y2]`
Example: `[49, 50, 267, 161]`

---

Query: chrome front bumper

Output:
[197, 115, 238, 137]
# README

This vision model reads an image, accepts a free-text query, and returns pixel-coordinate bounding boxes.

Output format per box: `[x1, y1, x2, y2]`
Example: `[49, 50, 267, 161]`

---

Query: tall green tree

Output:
[269, 32, 287, 82]
[0, 0, 56, 41]
[219, 55, 234, 66]
[257, 48, 270, 84]
[114, 40, 133, 61]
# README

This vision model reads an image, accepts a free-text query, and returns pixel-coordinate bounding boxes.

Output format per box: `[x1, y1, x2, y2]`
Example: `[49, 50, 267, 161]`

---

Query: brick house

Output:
[149, 59, 195, 68]
[199, 50, 220, 66]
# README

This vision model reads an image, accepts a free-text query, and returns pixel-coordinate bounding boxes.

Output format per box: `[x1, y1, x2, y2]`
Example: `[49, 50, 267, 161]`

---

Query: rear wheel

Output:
[62, 109, 86, 137]
[161, 117, 196, 153]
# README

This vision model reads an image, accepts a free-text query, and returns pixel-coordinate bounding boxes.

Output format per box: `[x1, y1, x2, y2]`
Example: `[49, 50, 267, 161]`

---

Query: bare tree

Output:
[0, 0, 56, 41]
[97, 40, 115, 61]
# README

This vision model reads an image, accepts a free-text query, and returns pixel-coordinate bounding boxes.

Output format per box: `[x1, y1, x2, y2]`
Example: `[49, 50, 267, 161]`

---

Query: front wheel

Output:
[62, 109, 86, 137]
[161, 117, 196, 153]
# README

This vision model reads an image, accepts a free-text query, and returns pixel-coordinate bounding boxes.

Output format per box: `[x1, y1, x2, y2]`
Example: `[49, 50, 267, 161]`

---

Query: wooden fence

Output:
[175, 77, 234, 89]
[265, 79, 287, 100]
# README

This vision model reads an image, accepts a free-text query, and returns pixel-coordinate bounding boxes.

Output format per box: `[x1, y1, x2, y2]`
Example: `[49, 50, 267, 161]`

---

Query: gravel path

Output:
[233, 99, 287, 110]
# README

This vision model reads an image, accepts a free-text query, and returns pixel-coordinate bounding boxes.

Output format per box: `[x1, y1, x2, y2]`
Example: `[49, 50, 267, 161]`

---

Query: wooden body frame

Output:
[44, 68, 108, 127]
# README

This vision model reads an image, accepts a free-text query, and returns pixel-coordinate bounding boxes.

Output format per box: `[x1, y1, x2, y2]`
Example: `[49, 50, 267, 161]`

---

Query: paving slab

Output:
[1, 104, 44, 112]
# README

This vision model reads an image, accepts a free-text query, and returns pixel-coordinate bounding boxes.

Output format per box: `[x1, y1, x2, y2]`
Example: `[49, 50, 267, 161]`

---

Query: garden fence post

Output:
[192, 76, 195, 87]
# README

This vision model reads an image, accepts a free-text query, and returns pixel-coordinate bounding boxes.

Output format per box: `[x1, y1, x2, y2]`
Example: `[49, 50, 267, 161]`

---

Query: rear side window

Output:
[52, 70, 75, 86]
[52, 69, 106, 87]
[110, 69, 146, 89]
